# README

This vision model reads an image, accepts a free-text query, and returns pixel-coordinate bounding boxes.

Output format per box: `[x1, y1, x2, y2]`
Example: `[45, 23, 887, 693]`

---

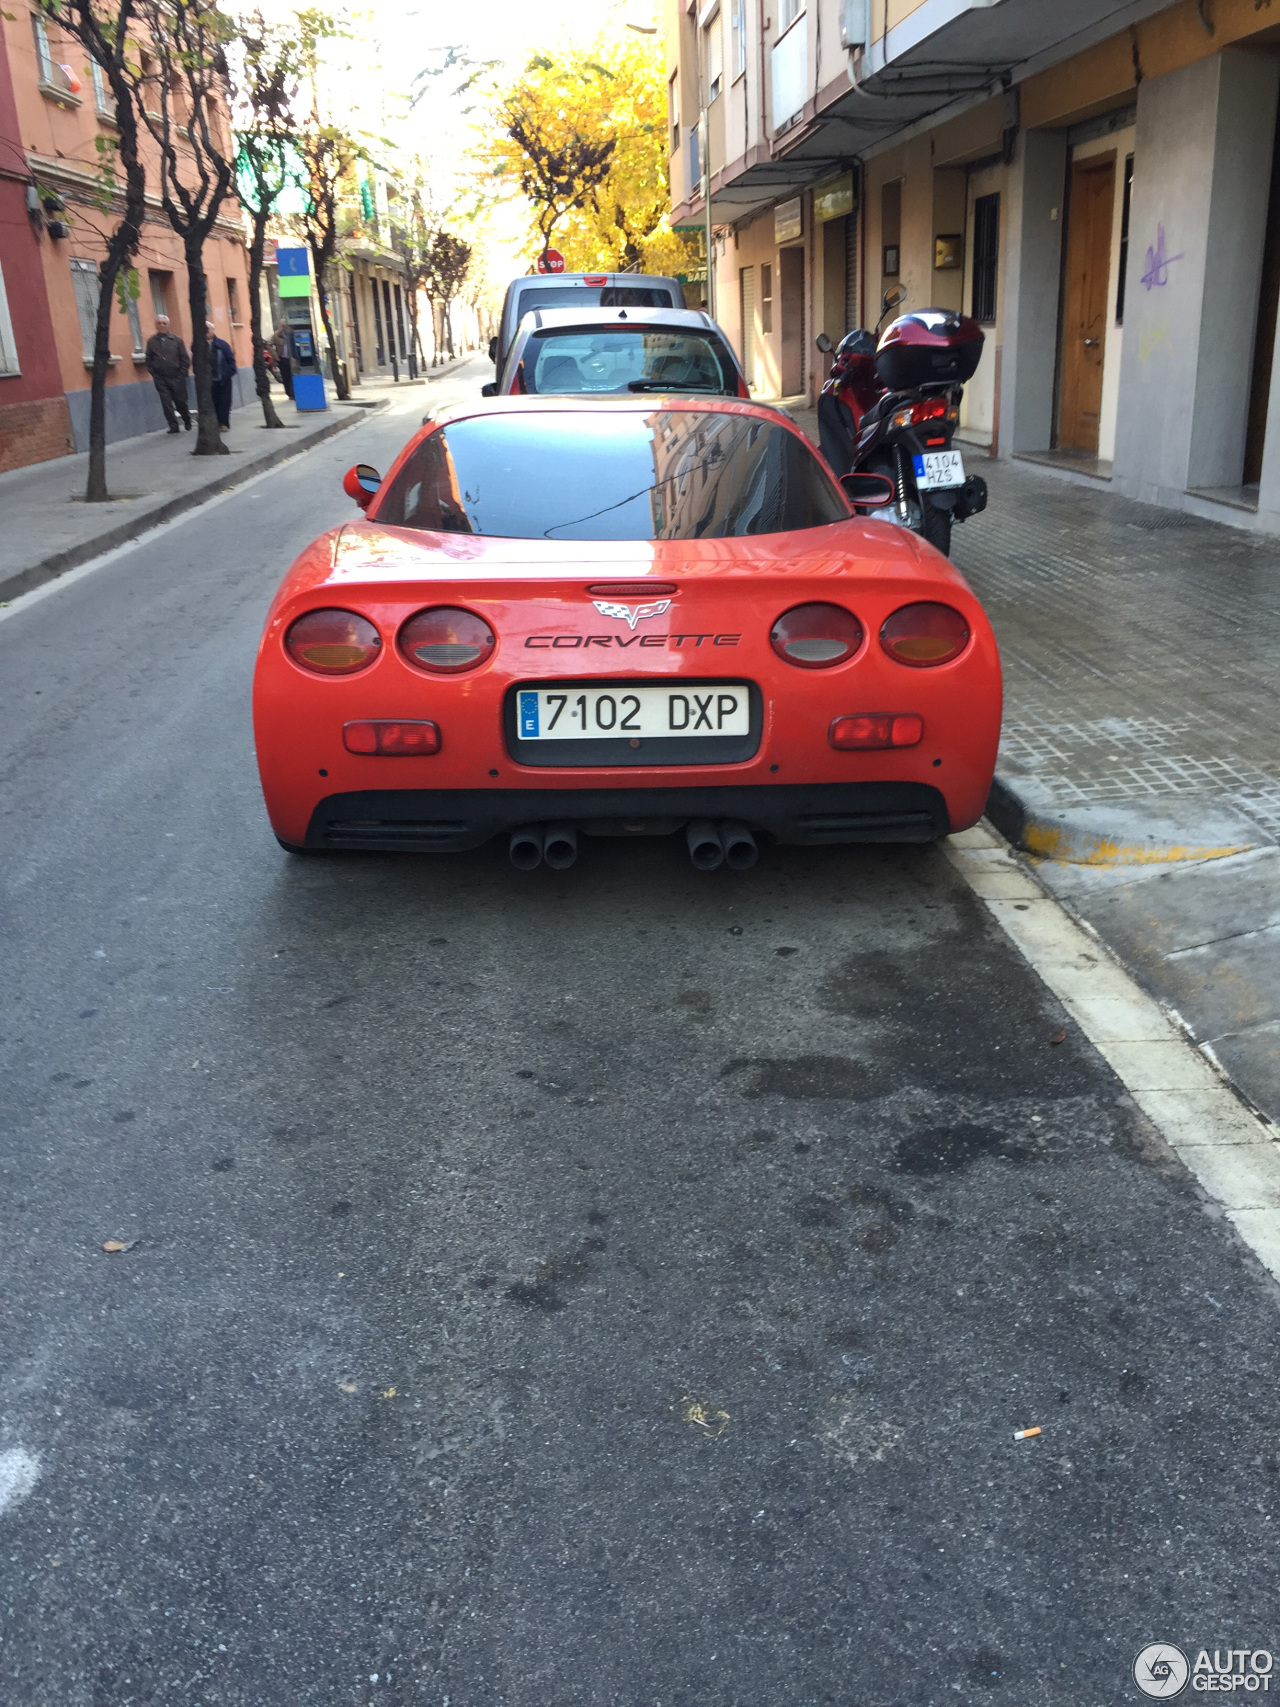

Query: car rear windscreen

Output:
[513, 285, 675, 321]
[375, 411, 850, 541]
[522, 327, 738, 396]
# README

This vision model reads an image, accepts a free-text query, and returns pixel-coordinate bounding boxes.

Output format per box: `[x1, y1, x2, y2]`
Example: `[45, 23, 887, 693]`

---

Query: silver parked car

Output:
[488, 272, 687, 379]
[487, 306, 749, 399]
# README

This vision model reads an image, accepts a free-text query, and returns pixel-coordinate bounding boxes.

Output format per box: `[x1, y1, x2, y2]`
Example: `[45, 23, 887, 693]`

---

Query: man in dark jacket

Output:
[206, 320, 237, 430]
[145, 316, 191, 432]
[270, 323, 294, 400]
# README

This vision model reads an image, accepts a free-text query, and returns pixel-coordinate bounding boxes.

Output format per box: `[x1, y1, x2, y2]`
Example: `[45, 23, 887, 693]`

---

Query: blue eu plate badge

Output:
[518, 691, 540, 739]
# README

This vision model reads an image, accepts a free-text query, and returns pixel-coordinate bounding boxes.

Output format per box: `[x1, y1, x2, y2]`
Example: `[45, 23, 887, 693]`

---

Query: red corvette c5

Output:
[252, 397, 1001, 870]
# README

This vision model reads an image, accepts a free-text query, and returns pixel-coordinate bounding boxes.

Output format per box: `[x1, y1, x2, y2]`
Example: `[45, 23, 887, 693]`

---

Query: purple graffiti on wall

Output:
[1140, 224, 1184, 289]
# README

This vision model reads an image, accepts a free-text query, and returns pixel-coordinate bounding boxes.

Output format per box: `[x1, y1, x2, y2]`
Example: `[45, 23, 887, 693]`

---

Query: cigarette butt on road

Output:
[1013, 1426, 1042, 1441]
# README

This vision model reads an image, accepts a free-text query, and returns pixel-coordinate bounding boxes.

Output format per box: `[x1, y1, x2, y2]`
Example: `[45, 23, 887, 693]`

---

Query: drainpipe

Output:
[698, 12, 715, 317]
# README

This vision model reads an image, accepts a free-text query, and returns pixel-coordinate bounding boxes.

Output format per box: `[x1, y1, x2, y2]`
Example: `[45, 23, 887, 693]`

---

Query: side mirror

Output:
[883, 284, 906, 311]
[840, 471, 896, 510]
[480, 381, 499, 397]
[342, 463, 381, 510]
[488, 336, 498, 364]
[815, 332, 834, 355]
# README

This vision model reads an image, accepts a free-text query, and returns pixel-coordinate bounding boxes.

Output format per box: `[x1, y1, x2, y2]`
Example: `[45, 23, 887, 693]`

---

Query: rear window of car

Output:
[374, 411, 850, 541]
[512, 284, 675, 321]
[521, 327, 738, 396]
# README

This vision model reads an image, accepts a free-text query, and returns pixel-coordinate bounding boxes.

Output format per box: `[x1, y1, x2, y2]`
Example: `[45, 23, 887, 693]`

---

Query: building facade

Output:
[0, 3, 252, 472]
[668, 0, 1280, 533]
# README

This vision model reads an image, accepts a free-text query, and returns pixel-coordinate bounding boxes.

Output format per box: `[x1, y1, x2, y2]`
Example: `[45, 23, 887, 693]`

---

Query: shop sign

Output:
[814, 172, 854, 224]
[774, 197, 802, 245]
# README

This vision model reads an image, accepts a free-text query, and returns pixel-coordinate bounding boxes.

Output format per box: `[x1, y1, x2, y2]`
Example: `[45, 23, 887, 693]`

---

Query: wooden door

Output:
[1058, 157, 1115, 454]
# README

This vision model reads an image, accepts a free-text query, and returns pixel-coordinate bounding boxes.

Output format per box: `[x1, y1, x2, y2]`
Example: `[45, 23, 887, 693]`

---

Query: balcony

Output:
[771, 14, 808, 135]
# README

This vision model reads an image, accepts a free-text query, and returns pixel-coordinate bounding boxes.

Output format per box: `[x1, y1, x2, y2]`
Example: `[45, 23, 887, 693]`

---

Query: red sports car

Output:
[252, 397, 1001, 871]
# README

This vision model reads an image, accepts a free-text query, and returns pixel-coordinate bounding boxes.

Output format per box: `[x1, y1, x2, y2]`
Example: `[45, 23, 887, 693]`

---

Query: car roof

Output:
[506, 272, 681, 291]
[514, 306, 718, 336]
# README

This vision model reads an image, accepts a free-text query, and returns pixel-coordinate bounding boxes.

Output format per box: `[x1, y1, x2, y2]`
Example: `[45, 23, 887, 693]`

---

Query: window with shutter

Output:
[0, 260, 20, 376]
[70, 258, 100, 361]
[32, 15, 53, 83]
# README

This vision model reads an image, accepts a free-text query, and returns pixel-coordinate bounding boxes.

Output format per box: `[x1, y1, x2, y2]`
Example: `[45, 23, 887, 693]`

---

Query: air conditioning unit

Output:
[841, 0, 868, 47]
[46, 219, 71, 239]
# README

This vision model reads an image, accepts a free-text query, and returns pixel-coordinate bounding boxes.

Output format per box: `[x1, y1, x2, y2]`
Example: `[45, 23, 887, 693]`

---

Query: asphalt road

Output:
[2, 360, 1279, 1707]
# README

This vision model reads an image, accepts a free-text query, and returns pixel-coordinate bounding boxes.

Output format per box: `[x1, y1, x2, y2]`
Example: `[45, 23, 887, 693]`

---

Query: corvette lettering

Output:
[526, 633, 741, 648]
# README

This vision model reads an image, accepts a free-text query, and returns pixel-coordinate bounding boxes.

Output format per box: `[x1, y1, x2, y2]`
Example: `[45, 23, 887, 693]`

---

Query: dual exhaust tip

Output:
[508, 819, 758, 872]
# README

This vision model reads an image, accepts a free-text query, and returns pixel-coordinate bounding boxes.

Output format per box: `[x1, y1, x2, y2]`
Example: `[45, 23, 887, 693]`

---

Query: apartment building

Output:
[0, 4, 251, 472]
[668, 0, 1280, 533]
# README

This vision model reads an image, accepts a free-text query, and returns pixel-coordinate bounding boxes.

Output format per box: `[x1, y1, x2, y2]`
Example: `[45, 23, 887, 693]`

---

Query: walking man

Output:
[270, 323, 294, 400]
[145, 315, 191, 433]
[206, 321, 237, 431]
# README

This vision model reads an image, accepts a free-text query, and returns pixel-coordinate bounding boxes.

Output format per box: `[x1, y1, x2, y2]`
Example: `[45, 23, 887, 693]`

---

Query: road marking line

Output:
[946, 821, 1280, 1283]
[0, 1448, 41, 1515]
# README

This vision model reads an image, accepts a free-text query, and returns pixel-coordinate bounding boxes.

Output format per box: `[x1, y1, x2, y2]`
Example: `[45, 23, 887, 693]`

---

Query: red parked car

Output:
[252, 396, 1002, 871]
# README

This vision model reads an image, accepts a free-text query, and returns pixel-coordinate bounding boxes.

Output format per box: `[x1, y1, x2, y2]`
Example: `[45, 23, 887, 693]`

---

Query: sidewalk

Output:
[0, 388, 387, 605]
[947, 455, 1280, 1129]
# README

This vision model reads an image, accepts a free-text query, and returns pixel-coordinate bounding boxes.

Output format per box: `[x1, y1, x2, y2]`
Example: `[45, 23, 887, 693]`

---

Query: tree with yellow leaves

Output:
[482, 34, 698, 277]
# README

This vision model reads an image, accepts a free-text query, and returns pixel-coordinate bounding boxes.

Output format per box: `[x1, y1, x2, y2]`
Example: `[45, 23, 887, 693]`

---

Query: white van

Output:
[490, 272, 686, 377]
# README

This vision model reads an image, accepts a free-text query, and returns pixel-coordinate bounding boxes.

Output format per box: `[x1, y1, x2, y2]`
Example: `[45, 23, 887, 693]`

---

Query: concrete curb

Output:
[0, 400, 388, 607]
[986, 772, 1270, 866]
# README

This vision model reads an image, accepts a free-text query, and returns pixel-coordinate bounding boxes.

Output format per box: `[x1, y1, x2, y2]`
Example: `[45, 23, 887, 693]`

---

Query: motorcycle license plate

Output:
[914, 450, 965, 490]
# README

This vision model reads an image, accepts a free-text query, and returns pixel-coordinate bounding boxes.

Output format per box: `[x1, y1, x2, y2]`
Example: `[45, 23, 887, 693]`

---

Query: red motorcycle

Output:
[816, 290, 988, 555]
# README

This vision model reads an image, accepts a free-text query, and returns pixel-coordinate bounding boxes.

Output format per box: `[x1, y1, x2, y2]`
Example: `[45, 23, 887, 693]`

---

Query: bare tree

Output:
[423, 229, 471, 362]
[37, 0, 147, 500]
[298, 123, 359, 400]
[232, 12, 303, 428]
[133, 0, 238, 456]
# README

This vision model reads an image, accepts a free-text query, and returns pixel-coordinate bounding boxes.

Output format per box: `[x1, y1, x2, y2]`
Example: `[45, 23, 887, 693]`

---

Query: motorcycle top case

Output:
[875, 311, 984, 390]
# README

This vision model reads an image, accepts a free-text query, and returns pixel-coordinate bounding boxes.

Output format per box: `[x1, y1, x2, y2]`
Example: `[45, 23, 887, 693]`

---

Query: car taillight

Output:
[399, 606, 496, 673]
[584, 274, 607, 286]
[770, 603, 863, 668]
[344, 720, 441, 755]
[830, 713, 923, 750]
[913, 398, 948, 423]
[880, 602, 970, 667]
[285, 608, 381, 674]
[586, 582, 677, 598]
[738, 375, 751, 398]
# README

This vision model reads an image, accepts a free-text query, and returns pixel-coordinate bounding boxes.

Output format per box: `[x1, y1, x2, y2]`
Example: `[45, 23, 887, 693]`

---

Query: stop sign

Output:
[537, 249, 566, 274]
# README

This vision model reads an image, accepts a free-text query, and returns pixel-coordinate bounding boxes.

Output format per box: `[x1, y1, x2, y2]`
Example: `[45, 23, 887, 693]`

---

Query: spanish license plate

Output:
[914, 449, 965, 490]
[517, 684, 751, 740]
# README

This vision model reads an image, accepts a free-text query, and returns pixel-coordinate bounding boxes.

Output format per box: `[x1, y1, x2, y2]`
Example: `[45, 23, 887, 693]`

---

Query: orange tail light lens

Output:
[830, 714, 923, 750]
[285, 609, 381, 674]
[399, 607, 496, 673]
[880, 602, 970, 667]
[770, 603, 863, 668]
[343, 720, 441, 756]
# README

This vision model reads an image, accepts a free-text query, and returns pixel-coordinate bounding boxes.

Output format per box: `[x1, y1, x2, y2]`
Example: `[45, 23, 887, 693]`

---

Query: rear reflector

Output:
[343, 720, 441, 756]
[830, 714, 923, 751]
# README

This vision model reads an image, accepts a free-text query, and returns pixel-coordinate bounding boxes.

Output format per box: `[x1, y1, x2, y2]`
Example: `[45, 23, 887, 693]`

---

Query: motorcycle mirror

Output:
[840, 472, 896, 511]
[342, 463, 382, 509]
[488, 336, 498, 364]
[815, 332, 834, 354]
[480, 381, 499, 397]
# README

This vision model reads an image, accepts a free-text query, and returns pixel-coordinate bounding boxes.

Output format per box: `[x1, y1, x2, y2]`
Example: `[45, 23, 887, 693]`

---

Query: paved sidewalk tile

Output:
[944, 454, 1280, 1126]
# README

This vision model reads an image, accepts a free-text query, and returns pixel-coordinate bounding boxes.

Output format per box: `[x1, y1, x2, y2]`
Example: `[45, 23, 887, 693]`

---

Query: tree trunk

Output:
[248, 203, 284, 428]
[315, 276, 349, 400]
[84, 93, 147, 503]
[186, 242, 228, 456]
[85, 249, 123, 503]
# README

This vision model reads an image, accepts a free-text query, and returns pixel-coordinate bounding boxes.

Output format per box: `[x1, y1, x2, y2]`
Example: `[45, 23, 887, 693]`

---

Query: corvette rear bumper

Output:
[299, 781, 950, 851]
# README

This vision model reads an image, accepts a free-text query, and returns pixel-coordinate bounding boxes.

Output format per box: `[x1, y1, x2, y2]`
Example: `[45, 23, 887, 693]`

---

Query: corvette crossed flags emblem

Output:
[591, 598, 673, 629]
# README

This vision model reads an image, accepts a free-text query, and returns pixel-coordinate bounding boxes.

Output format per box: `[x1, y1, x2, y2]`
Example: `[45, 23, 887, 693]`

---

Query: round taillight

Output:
[769, 603, 863, 668]
[879, 602, 970, 667]
[285, 608, 381, 674]
[399, 606, 496, 673]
